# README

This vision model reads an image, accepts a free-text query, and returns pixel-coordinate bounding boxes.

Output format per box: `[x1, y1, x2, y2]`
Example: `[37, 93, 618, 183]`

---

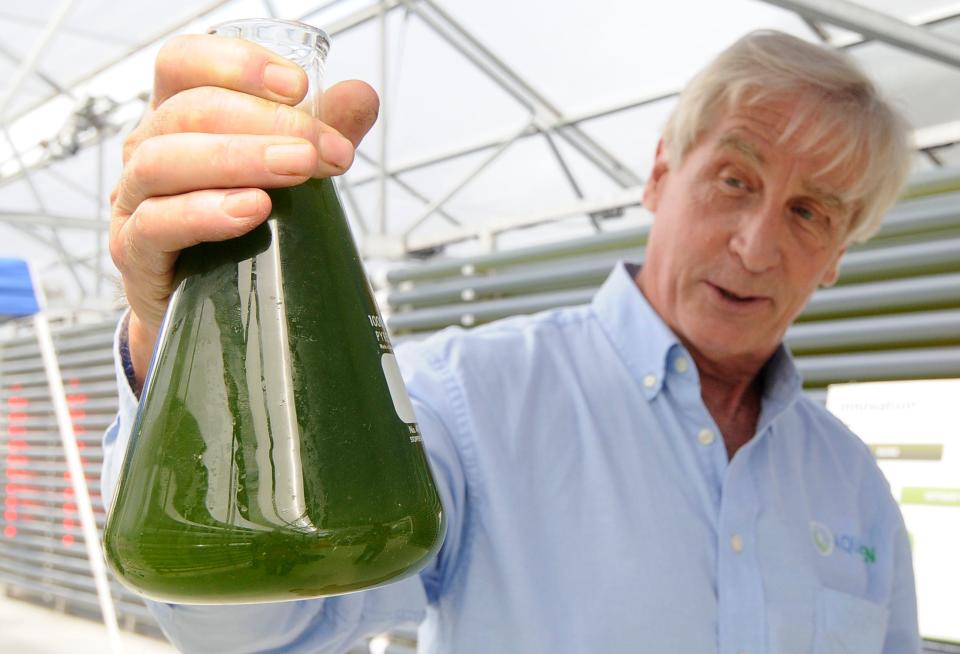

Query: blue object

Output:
[0, 258, 39, 320]
[102, 262, 919, 654]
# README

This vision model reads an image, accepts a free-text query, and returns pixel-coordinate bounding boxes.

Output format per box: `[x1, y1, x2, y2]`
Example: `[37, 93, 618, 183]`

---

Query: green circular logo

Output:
[810, 521, 834, 556]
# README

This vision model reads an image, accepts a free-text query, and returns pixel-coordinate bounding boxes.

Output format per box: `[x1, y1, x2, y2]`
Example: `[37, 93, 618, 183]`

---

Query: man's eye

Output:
[793, 205, 815, 221]
[723, 177, 747, 190]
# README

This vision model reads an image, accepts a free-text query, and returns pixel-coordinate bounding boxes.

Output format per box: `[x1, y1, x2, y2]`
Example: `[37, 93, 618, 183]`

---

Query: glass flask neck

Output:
[208, 18, 329, 119]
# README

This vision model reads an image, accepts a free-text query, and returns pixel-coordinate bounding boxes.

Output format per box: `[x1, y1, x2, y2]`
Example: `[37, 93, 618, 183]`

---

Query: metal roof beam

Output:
[0, 211, 103, 230]
[400, 0, 643, 189]
[0, 0, 77, 119]
[762, 0, 960, 69]
[0, 41, 72, 99]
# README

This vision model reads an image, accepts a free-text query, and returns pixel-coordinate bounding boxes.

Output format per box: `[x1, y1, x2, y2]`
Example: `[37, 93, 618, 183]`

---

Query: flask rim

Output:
[207, 17, 330, 50]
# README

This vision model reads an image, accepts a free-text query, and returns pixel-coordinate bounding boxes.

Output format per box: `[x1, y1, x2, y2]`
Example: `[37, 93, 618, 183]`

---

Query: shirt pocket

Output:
[815, 587, 890, 654]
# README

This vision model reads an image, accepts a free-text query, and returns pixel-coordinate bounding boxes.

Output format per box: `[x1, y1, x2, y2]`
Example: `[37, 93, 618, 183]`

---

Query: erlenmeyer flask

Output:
[103, 18, 444, 604]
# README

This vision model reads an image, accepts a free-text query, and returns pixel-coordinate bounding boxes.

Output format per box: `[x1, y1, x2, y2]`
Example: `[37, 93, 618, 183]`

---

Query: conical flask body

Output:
[104, 175, 445, 603]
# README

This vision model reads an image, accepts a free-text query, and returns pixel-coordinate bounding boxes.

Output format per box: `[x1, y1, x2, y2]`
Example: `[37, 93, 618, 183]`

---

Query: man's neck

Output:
[692, 354, 765, 460]
[630, 264, 773, 459]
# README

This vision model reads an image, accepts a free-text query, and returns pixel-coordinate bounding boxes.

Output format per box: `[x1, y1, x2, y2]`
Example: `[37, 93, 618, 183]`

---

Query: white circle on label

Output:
[381, 352, 417, 423]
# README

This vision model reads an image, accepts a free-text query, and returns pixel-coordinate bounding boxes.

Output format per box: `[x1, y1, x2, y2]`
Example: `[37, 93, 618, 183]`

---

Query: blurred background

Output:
[1, 0, 959, 652]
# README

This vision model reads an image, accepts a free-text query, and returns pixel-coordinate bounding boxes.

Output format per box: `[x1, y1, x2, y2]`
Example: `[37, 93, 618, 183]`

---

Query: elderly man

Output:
[103, 28, 919, 654]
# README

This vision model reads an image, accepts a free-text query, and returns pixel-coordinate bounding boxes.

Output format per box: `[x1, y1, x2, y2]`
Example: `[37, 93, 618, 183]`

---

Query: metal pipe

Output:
[387, 253, 628, 307]
[386, 224, 649, 284]
[786, 309, 960, 351]
[404, 185, 646, 253]
[797, 347, 960, 385]
[378, 0, 389, 235]
[803, 271, 960, 318]
[761, 0, 960, 69]
[839, 237, 960, 280]
[388, 286, 597, 332]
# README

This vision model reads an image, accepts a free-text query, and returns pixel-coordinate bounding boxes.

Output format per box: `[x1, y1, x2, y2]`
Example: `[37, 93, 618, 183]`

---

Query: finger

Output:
[115, 133, 351, 216]
[133, 86, 354, 168]
[319, 80, 380, 147]
[112, 187, 271, 328]
[153, 34, 307, 108]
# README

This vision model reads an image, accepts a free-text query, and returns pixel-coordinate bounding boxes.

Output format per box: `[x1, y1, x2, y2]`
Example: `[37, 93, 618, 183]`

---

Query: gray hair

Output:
[661, 30, 912, 243]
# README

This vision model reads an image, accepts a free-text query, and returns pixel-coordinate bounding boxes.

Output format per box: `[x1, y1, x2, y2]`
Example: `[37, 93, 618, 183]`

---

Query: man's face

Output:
[638, 97, 857, 372]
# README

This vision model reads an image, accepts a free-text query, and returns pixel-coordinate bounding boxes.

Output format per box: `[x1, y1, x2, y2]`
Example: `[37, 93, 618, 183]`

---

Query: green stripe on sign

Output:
[901, 488, 960, 507]
[868, 444, 943, 461]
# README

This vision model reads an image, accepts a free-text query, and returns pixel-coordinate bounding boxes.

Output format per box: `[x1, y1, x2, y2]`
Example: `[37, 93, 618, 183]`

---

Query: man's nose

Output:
[729, 203, 783, 273]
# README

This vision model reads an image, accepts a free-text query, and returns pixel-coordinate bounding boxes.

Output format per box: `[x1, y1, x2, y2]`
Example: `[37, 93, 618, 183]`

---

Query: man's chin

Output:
[679, 324, 777, 371]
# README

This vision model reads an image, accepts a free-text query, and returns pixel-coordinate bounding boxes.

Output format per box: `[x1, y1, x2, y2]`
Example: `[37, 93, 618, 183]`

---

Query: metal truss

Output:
[1, 0, 960, 314]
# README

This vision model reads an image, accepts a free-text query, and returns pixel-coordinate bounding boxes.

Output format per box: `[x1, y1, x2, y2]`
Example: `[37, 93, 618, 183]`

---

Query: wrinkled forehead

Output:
[723, 89, 871, 197]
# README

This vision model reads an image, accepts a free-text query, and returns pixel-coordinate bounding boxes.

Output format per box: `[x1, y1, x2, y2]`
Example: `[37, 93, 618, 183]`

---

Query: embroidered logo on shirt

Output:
[810, 521, 876, 564]
[810, 521, 834, 556]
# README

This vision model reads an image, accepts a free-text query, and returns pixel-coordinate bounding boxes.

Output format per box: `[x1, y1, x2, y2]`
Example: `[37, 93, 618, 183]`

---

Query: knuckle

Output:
[273, 102, 311, 137]
[155, 86, 213, 133]
[121, 131, 142, 164]
[128, 198, 163, 247]
[210, 135, 247, 177]
[155, 35, 192, 79]
[126, 138, 161, 190]
[108, 230, 127, 272]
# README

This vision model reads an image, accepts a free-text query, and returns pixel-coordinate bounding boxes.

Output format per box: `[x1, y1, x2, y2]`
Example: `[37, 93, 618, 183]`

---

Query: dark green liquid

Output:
[104, 178, 444, 604]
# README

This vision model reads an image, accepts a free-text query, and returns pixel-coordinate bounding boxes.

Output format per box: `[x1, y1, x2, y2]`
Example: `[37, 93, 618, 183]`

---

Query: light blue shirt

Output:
[102, 261, 919, 654]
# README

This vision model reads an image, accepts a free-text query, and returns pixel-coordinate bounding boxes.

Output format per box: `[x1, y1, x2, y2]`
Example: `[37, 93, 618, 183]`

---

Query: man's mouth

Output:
[708, 282, 768, 305]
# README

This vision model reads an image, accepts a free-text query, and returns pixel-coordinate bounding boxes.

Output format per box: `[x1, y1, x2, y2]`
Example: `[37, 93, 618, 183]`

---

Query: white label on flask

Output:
[381, 352, 417, 424]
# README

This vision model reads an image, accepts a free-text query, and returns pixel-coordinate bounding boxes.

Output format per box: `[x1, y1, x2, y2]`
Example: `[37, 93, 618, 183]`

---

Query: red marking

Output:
[66, 393, 88, 405]
[62, 534, 74, 546]
[7, 412, 27, 422]
[6, 425, 26, 436]
[68, 379, 79, 388]
[69, 409, 86, 420]
[4, 526, 15, 538]
[4, 509, 16, 521]
[7, 397, 28, 407]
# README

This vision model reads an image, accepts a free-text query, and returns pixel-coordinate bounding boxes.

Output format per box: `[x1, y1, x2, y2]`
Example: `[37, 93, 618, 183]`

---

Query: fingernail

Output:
[222, 190, 262, 219]
[265, 143, 314, 176]
[319, 132, 353, 170]
[263, 63, 304, 99]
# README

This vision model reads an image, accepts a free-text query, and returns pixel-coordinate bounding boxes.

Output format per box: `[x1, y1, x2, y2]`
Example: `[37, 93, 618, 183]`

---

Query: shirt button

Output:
[673, 357, 689, 373]
[643, 374, 656, 388]
[697, 428, 715, 445]
[731, 534, 744, 553]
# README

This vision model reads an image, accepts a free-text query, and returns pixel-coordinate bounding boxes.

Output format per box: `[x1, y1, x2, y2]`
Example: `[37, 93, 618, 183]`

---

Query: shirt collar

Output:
[591, 261, 803, 406]
[592, 261, 679, 400]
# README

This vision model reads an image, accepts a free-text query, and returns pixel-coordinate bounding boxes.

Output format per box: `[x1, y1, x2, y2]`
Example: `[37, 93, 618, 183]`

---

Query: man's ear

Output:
[643, 139, 671, 213]
[819, 246, 846, 287]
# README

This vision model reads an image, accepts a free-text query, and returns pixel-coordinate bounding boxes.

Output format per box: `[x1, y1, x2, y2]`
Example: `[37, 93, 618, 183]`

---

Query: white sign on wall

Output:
[826, 378, 960, 645]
